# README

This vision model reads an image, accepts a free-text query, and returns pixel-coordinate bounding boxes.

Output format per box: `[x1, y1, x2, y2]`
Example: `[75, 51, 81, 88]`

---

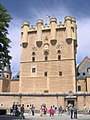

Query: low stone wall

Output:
[0, 92, 90, 111]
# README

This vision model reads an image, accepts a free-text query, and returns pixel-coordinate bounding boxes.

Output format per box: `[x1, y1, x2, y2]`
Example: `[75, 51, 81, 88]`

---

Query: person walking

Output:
[49, 106, 54, 118]
[20, 104, 25, 119]
[12, 102, 16, 116]
[58, 105, 63, 116]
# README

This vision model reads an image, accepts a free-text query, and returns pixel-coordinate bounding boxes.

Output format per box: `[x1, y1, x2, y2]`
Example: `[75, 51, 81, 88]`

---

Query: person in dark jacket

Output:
[74, 106, 77, 119]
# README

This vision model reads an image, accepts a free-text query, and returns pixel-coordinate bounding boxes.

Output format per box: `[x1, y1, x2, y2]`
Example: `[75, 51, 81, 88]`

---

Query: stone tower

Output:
[19, 16, 77, 93]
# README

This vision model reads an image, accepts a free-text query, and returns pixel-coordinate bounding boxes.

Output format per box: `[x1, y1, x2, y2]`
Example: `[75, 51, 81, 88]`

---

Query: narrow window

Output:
[32, 52, 35, 56]
[78, 86, 81, 91]
[7, 75, 9, 78]
[59, 71, 62, 76]
[32, 57, 35, 62]
[58, 55, 61, 60]
[44, 72, 47, 76]
[45, 56, 48, 61]
[32, 68, 36, 73]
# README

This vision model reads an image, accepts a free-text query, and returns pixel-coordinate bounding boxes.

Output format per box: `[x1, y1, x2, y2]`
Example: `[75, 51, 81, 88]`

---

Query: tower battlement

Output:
[21, 16, 77, 47]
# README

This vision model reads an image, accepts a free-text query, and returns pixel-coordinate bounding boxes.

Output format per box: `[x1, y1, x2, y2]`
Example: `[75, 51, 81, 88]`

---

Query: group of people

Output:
[40, 104, 47, 116]
[67, 103, 77, 119]
[39, 104, 63, 118]
[11, 102, 20, 116]
[11, 102, 25, 119]
[10, 102, 90, 120]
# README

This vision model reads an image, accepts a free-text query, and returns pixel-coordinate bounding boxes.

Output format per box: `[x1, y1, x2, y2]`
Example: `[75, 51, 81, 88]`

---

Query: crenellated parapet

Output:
[21, 16, 77, 48]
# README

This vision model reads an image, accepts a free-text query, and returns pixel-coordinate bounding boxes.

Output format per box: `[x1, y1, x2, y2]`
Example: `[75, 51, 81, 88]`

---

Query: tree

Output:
[0, 4, 12, 69]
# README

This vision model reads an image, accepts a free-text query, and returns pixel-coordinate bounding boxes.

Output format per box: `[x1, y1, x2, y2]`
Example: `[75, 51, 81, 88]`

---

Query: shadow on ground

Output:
[0, 115, 20, 120]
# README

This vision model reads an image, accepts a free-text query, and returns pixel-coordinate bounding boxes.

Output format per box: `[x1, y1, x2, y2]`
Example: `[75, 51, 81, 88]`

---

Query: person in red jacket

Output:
[49, 106, 54, 117]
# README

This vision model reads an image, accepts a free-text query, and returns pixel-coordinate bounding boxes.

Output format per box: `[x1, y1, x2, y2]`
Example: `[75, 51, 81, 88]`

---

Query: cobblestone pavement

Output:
[0, 113, 90, 120]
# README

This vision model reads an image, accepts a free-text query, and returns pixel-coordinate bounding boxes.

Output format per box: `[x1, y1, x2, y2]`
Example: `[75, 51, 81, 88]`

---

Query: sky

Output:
[0, 0, 90, 76]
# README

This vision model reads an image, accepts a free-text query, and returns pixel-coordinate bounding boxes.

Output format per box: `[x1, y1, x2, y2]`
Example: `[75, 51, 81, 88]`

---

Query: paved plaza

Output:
[0, 113, 90, 120]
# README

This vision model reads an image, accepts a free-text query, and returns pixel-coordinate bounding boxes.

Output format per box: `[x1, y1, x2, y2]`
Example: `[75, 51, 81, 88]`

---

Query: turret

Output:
[35, 19, 43, 48]
[21, 21, 30, 48]
[36, 19, 43, 42]
[65, 16, 72, 39]
[50, 18, 57, 40]
[71, 17, 77, 40]
[3, 64, 12, 79]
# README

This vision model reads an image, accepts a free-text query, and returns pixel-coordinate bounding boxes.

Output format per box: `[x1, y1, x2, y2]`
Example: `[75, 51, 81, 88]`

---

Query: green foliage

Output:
[0, 4, 12, 69]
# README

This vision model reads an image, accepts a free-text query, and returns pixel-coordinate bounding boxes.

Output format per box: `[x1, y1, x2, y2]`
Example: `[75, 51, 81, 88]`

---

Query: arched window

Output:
[32, 52, 35, 56]
[32, 52, 36, 62]
[44, 51, 49, 56]
[57, 50, 61, 60]
[57, 50, 61, 54]
[44, 51, 49, 61]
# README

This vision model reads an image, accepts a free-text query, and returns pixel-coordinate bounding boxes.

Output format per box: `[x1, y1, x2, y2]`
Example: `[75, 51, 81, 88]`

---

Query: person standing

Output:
[58, 105, 63, 115]
[31, 104, 35, 116]
[70, 104, 74, 119]
[73, 106, 77, 119]
[84, 104, 87, 115]
[20, 104, 25, 119]
[29, 104, 32, 115]
[12, 102, 16, 116]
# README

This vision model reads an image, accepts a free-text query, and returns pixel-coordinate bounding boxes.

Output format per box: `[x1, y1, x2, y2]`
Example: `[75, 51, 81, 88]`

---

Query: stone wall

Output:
[0, 93, 90, 111]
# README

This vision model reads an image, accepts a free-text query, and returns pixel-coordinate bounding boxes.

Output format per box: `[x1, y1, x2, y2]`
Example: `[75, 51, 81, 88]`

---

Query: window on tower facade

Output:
[45, 56, 48, 61]
[32, 57, 35, 62]
[44, 72, 47, 76]
[58, 55, 61, 60]
[32, 52, 35, 56]
[44, 51, 49, 61]
[78, 85, 81, 91]
[32, 68, 36, 73]
[59, 71, 62, 76]
[32, 52, 36, 62]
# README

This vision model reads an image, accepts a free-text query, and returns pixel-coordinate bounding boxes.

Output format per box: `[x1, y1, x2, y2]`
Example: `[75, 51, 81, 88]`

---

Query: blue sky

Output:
[0, 0, 90, 76]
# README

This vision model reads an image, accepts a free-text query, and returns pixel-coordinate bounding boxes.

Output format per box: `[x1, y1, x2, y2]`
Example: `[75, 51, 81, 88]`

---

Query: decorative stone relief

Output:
[57, 50, 61, 54]
[50, 39, 57, 46]
[36, 41, 42, 48]
[32, 44, 37, 51]
[66, 38, 72, 44]
[56, 42, 61, 49]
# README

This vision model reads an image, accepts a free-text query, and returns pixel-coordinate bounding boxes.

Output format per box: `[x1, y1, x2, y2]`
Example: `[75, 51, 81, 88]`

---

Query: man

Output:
[70, 104, 74, 119]
[20, 104, 25, 119]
